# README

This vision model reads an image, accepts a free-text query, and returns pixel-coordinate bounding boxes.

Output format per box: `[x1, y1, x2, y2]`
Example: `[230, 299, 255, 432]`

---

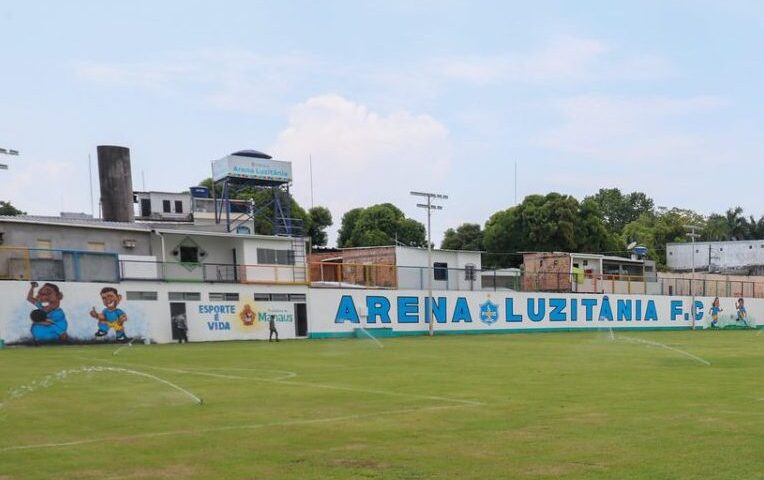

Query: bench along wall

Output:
[307, 289, 761, 337]
[0, 281, 307, 345]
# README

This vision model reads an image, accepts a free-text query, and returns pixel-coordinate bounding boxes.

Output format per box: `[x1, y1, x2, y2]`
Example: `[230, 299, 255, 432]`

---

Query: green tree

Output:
[724, 206, 748, 240]
[338, 203, 425, 248]
[0, 201, 24, 216]
[483, 193, 618, 267]
[441, 223, 484, 251]
[622, 207, 704, 268]
[337, 208, 364, 248]
[306, 206, 333, 246]
[584, 188, 655, 234]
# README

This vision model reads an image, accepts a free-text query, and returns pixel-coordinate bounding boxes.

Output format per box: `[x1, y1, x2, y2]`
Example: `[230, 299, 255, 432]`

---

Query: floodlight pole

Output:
[0, 147, 19, 171]
[685, 224, 701, 330]
[411, 191, 448, 336]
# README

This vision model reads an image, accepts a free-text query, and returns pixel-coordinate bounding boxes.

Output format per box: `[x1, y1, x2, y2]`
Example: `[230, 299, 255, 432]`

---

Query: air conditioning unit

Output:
[122, 239, 137, 249]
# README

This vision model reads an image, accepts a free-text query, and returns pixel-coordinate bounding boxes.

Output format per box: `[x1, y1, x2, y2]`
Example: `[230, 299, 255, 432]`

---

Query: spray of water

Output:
[112, 338, 135, 356]
[1, 365, 203, 409]
[356, 327, 384, 348]
[616, 335, 711, 366]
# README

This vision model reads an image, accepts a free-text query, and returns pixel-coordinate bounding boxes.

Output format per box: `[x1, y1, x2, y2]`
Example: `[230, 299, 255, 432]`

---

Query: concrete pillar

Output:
[97, 145, 134, 222]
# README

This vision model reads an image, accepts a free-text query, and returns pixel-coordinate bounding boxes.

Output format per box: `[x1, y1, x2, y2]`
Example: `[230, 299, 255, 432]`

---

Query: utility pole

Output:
[411, 191, 448, 336]
[685, 224, 702, 330]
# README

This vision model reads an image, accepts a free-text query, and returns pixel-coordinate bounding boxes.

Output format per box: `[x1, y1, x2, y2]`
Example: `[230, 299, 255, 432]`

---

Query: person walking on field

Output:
[175, 313, 189, 343]
[269, 314, 279, 342]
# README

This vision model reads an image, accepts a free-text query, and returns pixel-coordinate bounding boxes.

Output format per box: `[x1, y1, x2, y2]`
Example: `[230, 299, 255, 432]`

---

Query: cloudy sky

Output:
[1, 1, 763, 244]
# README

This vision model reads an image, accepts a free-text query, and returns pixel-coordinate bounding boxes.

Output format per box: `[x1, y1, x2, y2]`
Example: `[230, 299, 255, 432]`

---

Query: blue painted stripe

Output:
[308, 325, 699, 339]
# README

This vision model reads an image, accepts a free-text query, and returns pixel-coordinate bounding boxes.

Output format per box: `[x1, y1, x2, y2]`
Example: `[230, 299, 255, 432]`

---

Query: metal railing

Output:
[5, 245, 764, 297]
[0, 246, 119, 282]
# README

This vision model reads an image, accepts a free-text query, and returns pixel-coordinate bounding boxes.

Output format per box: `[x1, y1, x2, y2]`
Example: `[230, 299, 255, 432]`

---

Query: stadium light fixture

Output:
[0, 147, 19, 171]
[411, 191, 448, 337]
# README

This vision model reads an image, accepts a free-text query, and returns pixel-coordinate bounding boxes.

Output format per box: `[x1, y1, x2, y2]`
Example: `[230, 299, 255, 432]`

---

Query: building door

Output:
[294, 303, 308, 337]
[170, 302, 186, 340]
[140, 198, 151, 217]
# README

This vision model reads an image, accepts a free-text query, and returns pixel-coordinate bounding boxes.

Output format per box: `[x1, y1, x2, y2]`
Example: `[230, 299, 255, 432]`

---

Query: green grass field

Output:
[1, 331, 763, 479]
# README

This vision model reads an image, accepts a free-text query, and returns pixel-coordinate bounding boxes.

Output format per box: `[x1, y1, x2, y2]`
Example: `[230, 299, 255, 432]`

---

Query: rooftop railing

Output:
[3, 246, 764, 297]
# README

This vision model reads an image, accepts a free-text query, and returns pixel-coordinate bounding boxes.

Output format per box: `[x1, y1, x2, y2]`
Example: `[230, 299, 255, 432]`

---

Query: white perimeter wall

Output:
[308, 289, 762, 336]
[0, 281, 308, 345]
[4, 280, 761, 345]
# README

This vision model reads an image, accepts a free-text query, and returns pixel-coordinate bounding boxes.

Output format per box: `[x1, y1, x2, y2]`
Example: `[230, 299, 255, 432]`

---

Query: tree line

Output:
[441, 189, 764, 269]
[7, 183, 761, 271]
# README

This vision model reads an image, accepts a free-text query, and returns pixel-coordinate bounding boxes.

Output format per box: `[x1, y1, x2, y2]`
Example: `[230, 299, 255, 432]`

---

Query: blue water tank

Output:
[634, 245, 648, 257]
[190, 186, 210, 198]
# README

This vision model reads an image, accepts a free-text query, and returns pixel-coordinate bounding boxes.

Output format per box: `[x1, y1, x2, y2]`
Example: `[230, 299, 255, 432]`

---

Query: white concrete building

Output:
[667, 240, 764, 274]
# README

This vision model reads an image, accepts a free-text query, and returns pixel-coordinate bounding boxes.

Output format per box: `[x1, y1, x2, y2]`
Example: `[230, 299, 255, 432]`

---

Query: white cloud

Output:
[428, 36, 674, 85]
[270, 94, 453, 241]
[0, 159, 86, 216]
[533, 94, 727, 163]
[75, 50, 323, 111]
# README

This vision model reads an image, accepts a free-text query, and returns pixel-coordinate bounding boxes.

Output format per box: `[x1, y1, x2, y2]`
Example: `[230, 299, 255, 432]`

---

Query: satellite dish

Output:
[627, 241, 637, 250]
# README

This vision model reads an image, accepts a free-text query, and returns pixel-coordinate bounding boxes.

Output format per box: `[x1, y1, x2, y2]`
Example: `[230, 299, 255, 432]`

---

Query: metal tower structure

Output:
[211, 150, 302, 237]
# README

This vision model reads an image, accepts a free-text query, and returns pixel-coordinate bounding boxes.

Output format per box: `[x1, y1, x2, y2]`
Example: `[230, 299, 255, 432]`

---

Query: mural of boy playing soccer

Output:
[90, 287, 129, 341]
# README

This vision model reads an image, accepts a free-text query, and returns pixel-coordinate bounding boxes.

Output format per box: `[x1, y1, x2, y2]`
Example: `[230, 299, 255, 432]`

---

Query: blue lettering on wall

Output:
[598, 296, 614, 321]
[424, 297, 448, 323]
[635, 300, 643, 321]
[527, 298, 545, 322]
[549, 298, 567, 321]
[397, 296, 419, 323]
[617, 300, 632, 322]
[644, 300, 658, 321]
[570, 298, 578, 322]
[505, 298, 522, 322]
[581, 299, 597, 321]
[694, 301, 704, 321]
[366, 296, 391, 324]
[452, 297, 472, 322]
[335, 295, 360, 323]
[670, 301, 683, 321]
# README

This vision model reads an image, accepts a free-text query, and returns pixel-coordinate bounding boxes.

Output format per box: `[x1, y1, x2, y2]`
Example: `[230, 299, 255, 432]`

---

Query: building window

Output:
[169, 292, 201, 301]
[254, 293, 292, 302]
[257, 248, 295, 265]
[209, 292, 239, 301]
[434, 262, 448, 281]
[163, 200, 171, 213]
[175, 200, 183, 213]
[87, 242, 106, 252]
[36, 239, 53, 259]
[179, 245, 199, 263]
[126, 291, 158, 301]
[289, 294, 306, 301]
[464, 264, 476, 281]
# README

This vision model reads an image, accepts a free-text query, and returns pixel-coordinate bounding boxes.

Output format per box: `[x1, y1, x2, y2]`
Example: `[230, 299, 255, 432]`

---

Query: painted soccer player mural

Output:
[26, 282, 69, 342]
[90, 287, 129, 341]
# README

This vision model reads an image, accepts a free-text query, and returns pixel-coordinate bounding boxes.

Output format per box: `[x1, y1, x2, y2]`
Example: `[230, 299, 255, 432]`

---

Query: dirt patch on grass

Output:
[524, 461, 608, 477]
[66, 465, 201, 480]
[329, 458, 389, 470]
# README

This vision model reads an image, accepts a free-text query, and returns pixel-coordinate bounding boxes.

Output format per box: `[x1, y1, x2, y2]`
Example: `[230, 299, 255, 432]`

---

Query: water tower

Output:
[211, 150, 300, 235]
